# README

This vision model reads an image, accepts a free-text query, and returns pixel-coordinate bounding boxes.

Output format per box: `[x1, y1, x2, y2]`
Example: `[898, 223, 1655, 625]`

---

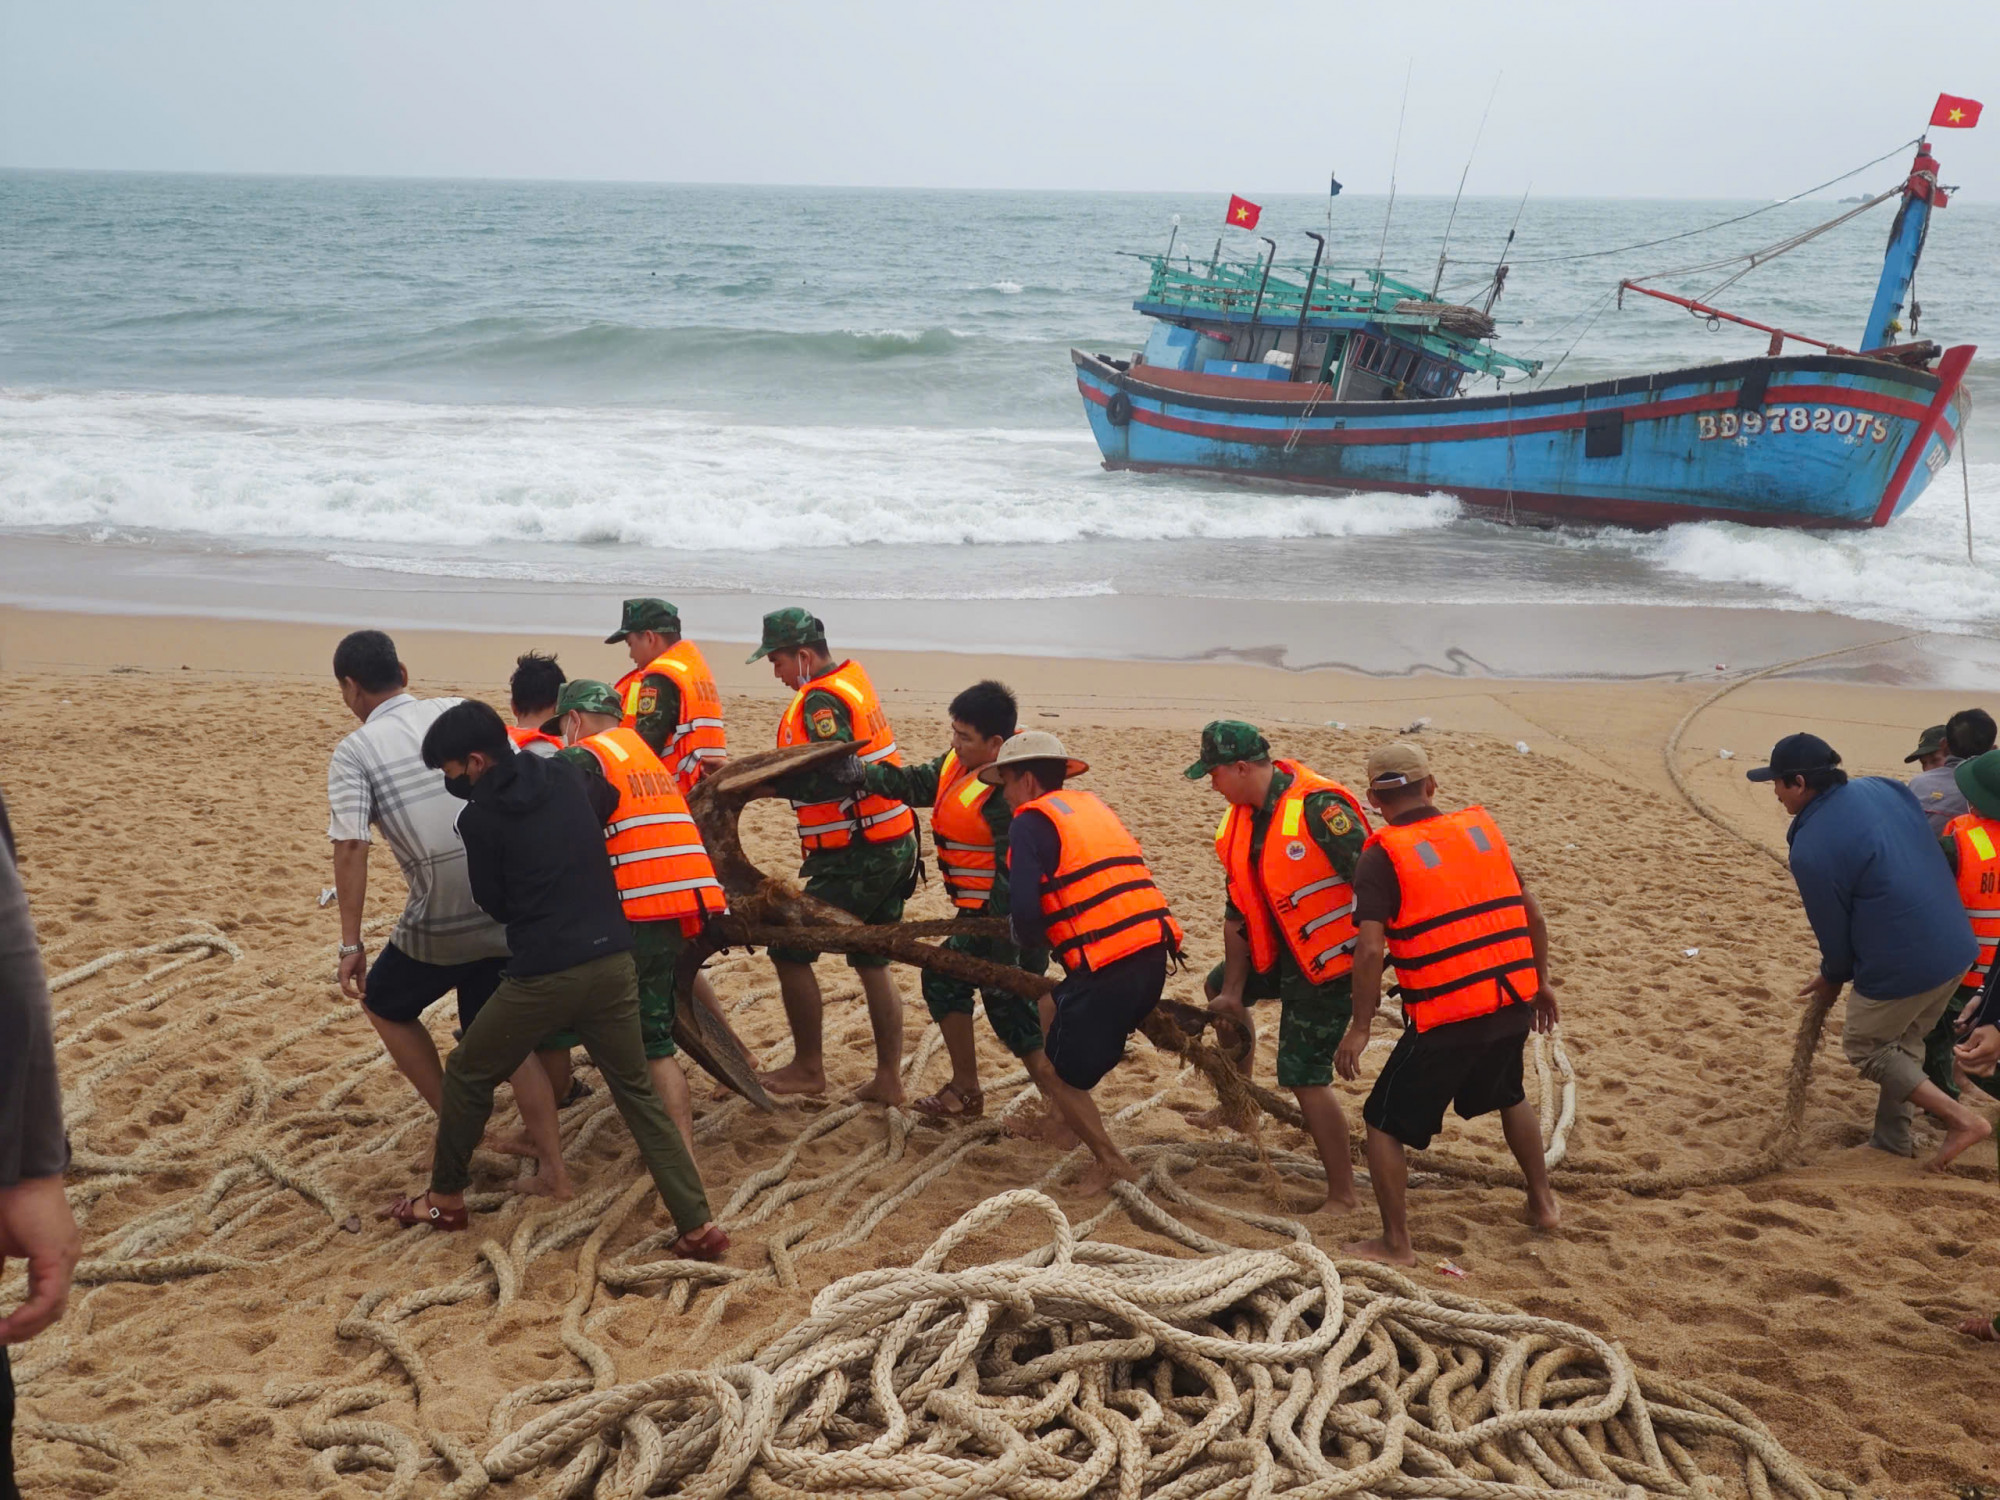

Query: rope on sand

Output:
[473, 1187, 1857, 1500]
[1661, 633, 1917, 866]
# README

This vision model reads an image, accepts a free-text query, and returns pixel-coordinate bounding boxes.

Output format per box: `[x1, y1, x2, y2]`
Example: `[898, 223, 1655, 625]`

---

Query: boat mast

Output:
[1860, 139, 1948, 351]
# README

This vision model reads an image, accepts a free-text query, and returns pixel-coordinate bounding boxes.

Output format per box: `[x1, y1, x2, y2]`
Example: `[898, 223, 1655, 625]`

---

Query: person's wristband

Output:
[338, 942, 364, 958]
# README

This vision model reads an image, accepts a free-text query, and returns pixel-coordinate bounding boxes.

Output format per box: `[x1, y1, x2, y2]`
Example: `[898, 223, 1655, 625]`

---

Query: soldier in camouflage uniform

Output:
[752, 609, 920, 1105]
[1193, 721, 1368, 1213]
[604, 598, 728, 791]
[861, 680, 1049, 1120]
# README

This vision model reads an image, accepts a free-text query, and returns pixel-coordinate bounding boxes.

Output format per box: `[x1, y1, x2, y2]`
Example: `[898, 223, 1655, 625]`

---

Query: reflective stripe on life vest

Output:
[579, 727, 727, 925]
[1369, 805, 1538, 1032]
[1213, 760, 1370, 985]
[930, 749, 999, 911]
[507, 725, 564, 757]
[775, 661, 916, 852]
[618, 639, 727, 796]
[1947, 812, 2000, 988]
[1023, 788, 1182, 974]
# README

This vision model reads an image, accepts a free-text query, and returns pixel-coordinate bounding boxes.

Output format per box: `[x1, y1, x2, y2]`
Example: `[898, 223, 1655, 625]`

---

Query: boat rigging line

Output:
[1372, 61, 1414, 284]
[1430, 73, 1503, 299]
[1623, 185, 1899, 305]
[1443, 136, 1922, 269]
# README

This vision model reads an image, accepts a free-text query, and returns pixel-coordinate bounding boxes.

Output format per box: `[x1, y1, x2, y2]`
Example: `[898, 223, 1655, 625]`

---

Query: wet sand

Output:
[3, 608, 1998, 1497]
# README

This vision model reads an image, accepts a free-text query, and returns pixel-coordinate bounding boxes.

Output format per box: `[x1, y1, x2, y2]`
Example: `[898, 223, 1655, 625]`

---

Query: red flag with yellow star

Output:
[1930, 93, 1982, 128]
[1225, 194, 1262, 229]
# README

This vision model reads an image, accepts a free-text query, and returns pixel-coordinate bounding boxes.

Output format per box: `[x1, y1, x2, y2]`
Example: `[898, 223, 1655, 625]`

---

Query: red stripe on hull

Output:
[1081, 375, 1930, 447]
[1101, 460, 1873, 531]
[1870, 344, 1976, 526]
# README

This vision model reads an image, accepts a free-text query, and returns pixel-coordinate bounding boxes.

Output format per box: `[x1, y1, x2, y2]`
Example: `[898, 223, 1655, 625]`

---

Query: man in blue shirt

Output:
[1749, 733, 1992, 1169]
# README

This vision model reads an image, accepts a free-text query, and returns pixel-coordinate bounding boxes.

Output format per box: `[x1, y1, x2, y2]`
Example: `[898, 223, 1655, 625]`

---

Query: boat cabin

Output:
[1124, 253, 1539, 400]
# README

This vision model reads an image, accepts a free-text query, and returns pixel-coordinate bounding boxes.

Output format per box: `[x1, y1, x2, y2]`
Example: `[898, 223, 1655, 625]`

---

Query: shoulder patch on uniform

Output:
[810, 706, 840, 738]
[1322, 804, 1355, 837]
[636, 688, 659, 715]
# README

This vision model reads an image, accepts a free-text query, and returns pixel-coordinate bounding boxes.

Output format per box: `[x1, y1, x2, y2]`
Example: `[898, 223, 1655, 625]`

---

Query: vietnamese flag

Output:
[1226, 194, 1262, 229]
[1930, 92, 1983, 128]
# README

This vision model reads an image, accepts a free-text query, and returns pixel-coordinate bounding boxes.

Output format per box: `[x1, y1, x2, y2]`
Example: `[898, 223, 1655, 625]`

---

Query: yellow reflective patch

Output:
[1215, 809, 1232, 843]
[958, 780, 985, 807]
[1280, 800, 1302, 837]
[597, 734, 630, 762]
[1971, 826, 1996, 862]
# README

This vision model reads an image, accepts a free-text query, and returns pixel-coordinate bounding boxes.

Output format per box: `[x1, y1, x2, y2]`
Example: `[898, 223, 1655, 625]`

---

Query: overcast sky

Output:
[3, 1, 1995, 198]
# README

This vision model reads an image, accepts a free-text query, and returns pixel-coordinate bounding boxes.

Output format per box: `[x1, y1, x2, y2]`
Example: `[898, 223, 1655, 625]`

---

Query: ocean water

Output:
[2, 169, 1998, 638]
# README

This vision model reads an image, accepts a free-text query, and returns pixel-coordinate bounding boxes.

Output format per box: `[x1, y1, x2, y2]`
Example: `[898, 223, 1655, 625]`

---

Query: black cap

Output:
[1745, 732, 1841, 783]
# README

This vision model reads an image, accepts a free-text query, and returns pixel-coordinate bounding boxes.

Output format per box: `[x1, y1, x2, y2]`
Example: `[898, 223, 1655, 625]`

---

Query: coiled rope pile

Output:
[468, 1187, 1855, 1500]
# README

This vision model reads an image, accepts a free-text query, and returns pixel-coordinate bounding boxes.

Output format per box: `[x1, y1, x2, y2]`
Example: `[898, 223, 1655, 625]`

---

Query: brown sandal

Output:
[911, 1080, 984, 1122]
[670, 1223, 730, 1262]
[381, 1192, 469, 1232]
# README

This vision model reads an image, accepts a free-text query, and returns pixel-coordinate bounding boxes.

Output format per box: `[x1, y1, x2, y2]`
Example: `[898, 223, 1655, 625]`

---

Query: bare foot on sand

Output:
[1342, 1236, 1419, 1267]
[1177, 1103, 1228, 1131]
[1005, 1109, 1079, 1148]
[758, 1061, 827, 1097]
[1523, 1194, 1562, 1231]
[1925, 1113, 1992, 1172]
[851, 1072, 906, 1107]
[1076, 1158, 1141, 1196]
[1310, 1191, 1360, 1216]
[1957, 1314, 1998, 1342]
[512, 1171, 575, 1201]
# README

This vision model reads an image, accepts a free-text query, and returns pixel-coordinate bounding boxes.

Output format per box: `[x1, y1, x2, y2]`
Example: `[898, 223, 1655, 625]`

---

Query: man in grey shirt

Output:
[329, 631, 565, 1192]
[1908, 709, 1996, 835]
[1, 791, 82, 1499]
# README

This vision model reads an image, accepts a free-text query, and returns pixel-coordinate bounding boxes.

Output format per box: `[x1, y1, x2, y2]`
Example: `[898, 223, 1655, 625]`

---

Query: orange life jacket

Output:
[507, 724, 564, 756]
[1214, 761, 1370, 984]
[1021, 788, 1183, 974]
[1946, 811, 2000, 990]
[1369, 805, 1538, 1032]
[775, 661, 916, 852]
[616, 638, 727, 795]
[577, 727, 727, 928]
[931, 749, 999, 911]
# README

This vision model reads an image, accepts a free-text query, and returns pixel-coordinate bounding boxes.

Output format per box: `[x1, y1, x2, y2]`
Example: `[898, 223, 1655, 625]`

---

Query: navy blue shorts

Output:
[363, 942, 508, 1029]
[1043, 946, 1169, 1090]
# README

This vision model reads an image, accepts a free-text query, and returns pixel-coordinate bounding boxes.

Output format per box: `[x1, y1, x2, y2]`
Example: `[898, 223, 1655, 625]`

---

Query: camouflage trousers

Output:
[767, 835, 918, 970]
[923, 926, 1047, 1058]
[1204, 958, 1351, 1088]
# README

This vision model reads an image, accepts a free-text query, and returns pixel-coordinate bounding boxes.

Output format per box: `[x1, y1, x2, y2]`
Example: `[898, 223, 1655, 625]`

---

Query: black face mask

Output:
[444, 773, 475, 801]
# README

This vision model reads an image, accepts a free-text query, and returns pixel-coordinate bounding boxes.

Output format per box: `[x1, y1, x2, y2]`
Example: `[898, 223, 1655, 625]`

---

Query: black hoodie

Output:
[456, 750, 631, 978]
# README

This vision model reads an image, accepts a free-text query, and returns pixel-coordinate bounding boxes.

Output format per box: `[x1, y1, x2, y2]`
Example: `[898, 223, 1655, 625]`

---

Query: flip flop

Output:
[911, 1080, 984, 1122]
[559, 1079, 594, 1109]
[670, 1223, 730, 1262]
[381, 1192, 469, 1232]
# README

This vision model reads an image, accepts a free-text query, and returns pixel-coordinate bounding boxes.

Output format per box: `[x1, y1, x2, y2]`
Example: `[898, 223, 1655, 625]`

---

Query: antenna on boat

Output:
[1164, 213, 1180, 265]
[1373, 61, 1413, 299]
[1431, 74, 1502, 299]
[1483, 184, 1531, 316]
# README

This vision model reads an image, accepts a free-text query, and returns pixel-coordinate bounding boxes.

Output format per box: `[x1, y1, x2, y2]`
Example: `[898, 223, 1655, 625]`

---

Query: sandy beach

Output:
[4, 605, 1998, 1498]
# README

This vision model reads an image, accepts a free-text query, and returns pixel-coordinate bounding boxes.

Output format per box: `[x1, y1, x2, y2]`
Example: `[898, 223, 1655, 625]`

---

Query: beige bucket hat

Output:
[976, 730, 1090, 785]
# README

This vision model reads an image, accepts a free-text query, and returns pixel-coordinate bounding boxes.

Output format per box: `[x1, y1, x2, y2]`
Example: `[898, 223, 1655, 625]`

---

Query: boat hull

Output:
[1073, 346, 1974, 529]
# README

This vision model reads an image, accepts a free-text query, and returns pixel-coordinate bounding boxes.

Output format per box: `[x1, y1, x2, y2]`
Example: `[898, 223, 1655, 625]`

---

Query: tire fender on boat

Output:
[1105, 391, 1133, 427]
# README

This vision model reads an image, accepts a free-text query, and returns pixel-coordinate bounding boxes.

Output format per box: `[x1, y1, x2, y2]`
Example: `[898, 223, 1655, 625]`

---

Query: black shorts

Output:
[1044, 946, 1169, 1091]
[1362, 1012, 1530, 1150]
[363, 942, 508, 1029]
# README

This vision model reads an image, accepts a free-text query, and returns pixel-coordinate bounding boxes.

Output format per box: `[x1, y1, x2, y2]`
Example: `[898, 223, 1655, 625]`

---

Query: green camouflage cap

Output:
[747, 607, 827, 663]
[1955, 749, 2000, 821]
[604, 597, 681, 644]
[1904, 723, 1950, 763]
[553, 679, 625, 719]
[1184, 720, 1271, 780]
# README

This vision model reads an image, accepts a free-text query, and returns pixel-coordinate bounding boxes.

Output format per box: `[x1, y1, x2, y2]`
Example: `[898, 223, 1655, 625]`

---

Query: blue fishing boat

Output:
[1073, 140, 1973, 529]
